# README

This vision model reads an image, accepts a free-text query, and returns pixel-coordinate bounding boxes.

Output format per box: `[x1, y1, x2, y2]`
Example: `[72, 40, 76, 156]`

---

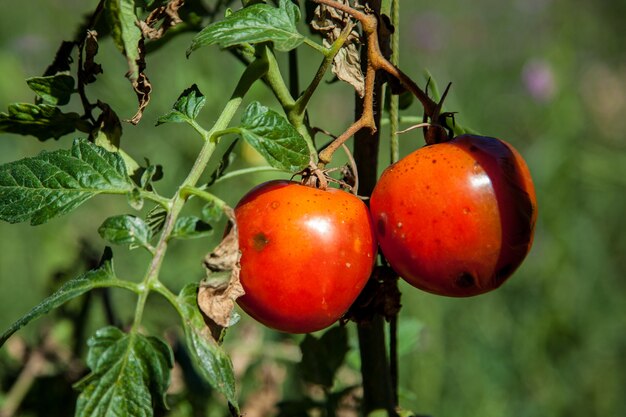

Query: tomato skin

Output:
[235, 180, 377, 333]
[370, 134, 537, 297]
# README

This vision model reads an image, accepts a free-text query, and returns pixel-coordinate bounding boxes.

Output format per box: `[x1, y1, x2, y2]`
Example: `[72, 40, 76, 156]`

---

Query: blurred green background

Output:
[1, 1, 625, 416]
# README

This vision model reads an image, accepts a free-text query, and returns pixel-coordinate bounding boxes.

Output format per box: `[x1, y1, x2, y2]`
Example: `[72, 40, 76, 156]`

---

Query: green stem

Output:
[292, 22, 354, 117]
[212, 166, 283, 184]
[180, 186, 228, 210]
[129, 58, 265, 334]
[303, 37, 329, 55]
[260, 45, 317, 159]
[139, 190, 171, 209]
[261, 45, 295, 109]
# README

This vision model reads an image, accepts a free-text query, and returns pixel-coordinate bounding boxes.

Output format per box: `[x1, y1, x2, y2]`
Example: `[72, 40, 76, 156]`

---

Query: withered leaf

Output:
[138, 0, 185, 40]
[311, 0, 364, 97]
[199, 207, 244, 334]
[83, 30, 103, 84]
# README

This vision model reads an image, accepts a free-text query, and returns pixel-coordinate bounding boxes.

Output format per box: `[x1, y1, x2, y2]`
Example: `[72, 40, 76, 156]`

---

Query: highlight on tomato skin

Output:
[234, 180, 377, 333]
[370, 134, 537, 297]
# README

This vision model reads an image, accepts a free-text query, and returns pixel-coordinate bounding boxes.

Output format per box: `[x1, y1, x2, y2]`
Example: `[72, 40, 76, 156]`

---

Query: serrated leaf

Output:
[0, 139, 134, 225]
[236, 102, 309, 172]
[0, 248, 118, 347]
[0, 103, 86, 141]
[74, 326, 174, 416]
[299, 326, 349, 387]
[177, 284, 239, 409]
[171, 216, 213, 240]
[26, 74, 75, 105]
[156, 84, 206, 126]
[98, 215, 151, 248]
[188, 0, 304, 55]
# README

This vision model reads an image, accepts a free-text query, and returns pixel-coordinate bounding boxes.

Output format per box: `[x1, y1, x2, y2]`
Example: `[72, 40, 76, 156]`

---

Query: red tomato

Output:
[370, 134, 537, 297]
[235, 180, 377, 333]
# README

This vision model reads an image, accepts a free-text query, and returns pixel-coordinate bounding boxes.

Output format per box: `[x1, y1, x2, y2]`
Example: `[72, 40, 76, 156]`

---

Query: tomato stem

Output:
[312, 0, 453, 165]
[128, 57, 264, 336]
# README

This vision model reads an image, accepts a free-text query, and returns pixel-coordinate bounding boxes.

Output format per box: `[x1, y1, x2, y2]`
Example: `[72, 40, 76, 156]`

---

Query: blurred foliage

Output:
[0, 0, 625, 416]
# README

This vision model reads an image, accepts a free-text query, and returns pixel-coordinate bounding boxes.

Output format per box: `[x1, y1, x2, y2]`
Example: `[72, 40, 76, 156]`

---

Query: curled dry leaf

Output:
[138, 0, 185, 40]
[83, 30, 103, 84]
[199, 207, 245, 334]
[128, 39, 152, 125]
[311, 0, 364, 97]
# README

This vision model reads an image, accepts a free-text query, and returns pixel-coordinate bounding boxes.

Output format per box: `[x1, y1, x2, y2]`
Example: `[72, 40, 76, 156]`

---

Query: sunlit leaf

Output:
[188, 0, 304, 55]
[74, 326, 174, 417]
[156, 84, 206, 126]
[0, 103, 85, 141]
[0, 139, 133, 225]
[177, 284, 239, 409]
[98, 215, 152, 248]
[235, 102, 309, 172]
[171, 216, 213, 240]
[26, 74, 75, 105]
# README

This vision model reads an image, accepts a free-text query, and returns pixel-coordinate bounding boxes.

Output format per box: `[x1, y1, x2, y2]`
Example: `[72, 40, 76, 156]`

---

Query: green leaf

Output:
[0, 139, 133, 225]
[98, 215, 152, 248]
[299, 326, 349, 388]
[127, 187, 144, 210]
[0, 103, 85, 141]
[106, 0, 149, 124]
[201, 200, 223, 223]
[235, 102, 309, 172]
[74, 326, 174, 416]
[156, 84, 206, 126]
[187, 0, 304, 55]
[0, 248, 119, 347]
[107, 0, 142, 57]
[177, 284, 239, 409]
[26, 74, 75, 105]
[171, 216, 213, 240]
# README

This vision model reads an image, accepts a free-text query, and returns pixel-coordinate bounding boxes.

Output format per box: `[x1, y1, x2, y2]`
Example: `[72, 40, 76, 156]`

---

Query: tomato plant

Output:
[371, 134, 537, 297]
[235, 180, 376, 333]
[0, 0, 543, 415]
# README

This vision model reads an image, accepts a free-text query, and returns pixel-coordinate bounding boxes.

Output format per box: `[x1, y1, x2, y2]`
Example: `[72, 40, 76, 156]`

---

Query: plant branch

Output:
[312, 0, 449, 164]
[128, 58, 264, 334]
[292, 21, 355, 117]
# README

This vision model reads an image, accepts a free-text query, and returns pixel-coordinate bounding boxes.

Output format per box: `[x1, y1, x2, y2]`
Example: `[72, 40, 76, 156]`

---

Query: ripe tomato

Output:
[370, 134, 537, 297]
[235, 180, 377, 333]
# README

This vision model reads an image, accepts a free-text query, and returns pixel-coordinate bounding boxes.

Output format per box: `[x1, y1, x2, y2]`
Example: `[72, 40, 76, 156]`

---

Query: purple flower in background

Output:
[522, 59, 556, 102]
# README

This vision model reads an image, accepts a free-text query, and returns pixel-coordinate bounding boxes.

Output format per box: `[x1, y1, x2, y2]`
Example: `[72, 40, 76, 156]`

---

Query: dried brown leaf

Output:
[83, 30, 103, 84]
[199, 207, 244, 335]
[311, 0, 364, 97]
[138, 0, 185, 40]
[127, 39, 152, 125]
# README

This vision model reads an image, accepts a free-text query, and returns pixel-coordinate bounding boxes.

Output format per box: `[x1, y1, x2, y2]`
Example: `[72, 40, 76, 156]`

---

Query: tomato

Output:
[235, 180, 377, 333]
[370, 134, 537, 297]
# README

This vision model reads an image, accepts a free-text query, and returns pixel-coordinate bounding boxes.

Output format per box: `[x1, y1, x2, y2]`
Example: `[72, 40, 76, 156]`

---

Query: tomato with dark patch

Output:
[235, 180, 377, 333]
[370, 134, 537, 297]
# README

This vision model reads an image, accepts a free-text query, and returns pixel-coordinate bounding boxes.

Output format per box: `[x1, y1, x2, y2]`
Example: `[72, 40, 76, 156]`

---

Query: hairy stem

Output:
[292, 21, 355, 116]
[129, 59, 264, 333]
[260, 45, 317, 159]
